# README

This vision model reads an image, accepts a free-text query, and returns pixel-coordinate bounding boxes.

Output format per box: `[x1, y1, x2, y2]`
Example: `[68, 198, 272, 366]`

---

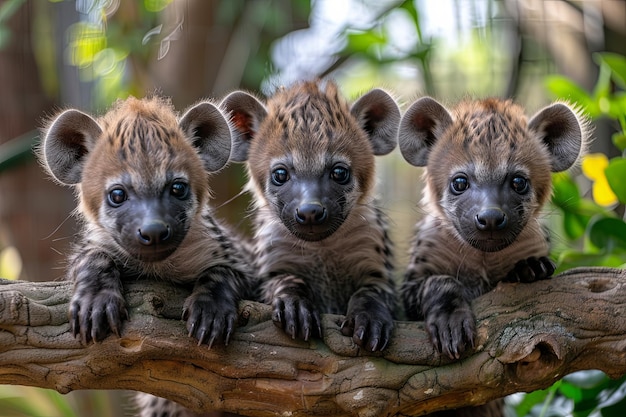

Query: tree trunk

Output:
[0, 267, 624, 416]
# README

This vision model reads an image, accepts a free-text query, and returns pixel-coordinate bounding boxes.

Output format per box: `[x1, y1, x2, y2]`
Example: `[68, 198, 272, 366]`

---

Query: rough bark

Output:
[0, 267, 625, 416]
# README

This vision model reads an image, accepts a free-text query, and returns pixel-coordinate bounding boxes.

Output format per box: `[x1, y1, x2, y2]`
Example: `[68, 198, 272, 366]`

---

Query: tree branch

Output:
[0, 267, 625, 416]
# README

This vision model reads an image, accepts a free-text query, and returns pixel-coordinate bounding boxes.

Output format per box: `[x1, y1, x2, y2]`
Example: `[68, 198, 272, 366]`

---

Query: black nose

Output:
[137, 221, 171, 245]
[475, 208, 507, 231]
[295, 203, 328, 225]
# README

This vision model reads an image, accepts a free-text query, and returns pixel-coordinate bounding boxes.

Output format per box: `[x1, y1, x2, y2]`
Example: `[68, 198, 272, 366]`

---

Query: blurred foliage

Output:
[57, 0, 311, 108]
[508, 372, 626, 417]
[0, 386, 126, 417]
[0, 0, 26, 50]
[504, 51, 626, 417]
[1, 0, 626, 416]
[548, 52, 626, 272]
[62, 0, 174, 107]
[0, 246, 21, 280]
[340, 0, 435, 94]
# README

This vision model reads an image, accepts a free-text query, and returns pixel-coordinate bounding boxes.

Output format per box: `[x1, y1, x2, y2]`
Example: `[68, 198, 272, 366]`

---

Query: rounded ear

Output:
[179, 102, 232, 173]
[350, 89, 400, 156]
[220, 91, 267, 162]
[42, 109, 102, 185]
[398, 97, 453, 167]
[528, 103, 584, 172]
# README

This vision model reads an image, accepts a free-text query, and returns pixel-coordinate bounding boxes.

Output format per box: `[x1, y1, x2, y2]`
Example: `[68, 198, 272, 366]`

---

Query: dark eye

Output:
[170, 181, 190, 199]
[271, 168, 289, 186]
[450, 174, 469, 194]
[108, 188, 127, 207]
[330, 165, 351, 185]
[511, 176, 529, 194]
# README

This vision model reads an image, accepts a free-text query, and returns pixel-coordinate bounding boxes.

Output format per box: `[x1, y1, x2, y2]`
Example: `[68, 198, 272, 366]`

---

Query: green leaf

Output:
[605, 157, 626, 203]
[597, 52, 626, 89]
[587, 216, 626, 251]
[345, 30, 387, 54]
[551, 172, 581, 208]
[143, 0, 173, 13]
[545, 76, 598, 116]
[556, 250, 626, 273]
[558, 381, 583, 402]
[612, 132, 626, 152]
[562, 211, 588, 241]
[512, 388, 550, 416]
[399, 0, 422, 40]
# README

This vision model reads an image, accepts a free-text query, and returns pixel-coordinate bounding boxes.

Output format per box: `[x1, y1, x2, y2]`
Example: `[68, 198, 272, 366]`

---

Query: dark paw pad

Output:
[504, 256, 556, 283]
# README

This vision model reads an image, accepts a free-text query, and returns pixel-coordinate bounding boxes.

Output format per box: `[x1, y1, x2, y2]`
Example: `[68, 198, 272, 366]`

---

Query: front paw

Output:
[69, 289, 128, 344]
[183, 293, 237, 348]
[425, 305, 475, 360]
[272, 294, 321, 341]
[504, 256, 556, 283]
[341, 305, 394, 352]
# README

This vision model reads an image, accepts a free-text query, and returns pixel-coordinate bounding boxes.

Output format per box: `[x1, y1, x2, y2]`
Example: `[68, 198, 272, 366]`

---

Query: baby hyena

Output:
[41, 96, 253, 347]
[221, 81, 400, 352]
[399, 97, 586, 360]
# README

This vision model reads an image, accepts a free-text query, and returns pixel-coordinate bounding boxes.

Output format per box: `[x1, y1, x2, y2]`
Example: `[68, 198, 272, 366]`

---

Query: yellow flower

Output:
[582, 153, 618, 207]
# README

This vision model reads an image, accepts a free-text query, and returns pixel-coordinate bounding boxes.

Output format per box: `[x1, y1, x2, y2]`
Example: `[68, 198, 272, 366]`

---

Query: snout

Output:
[138, 220, 172, 245]
[295, 202, 328, 225]
[474, 207, 507, 231]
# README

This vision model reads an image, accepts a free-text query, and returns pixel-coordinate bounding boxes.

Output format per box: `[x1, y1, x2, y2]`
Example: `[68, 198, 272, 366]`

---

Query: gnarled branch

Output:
[0, 267, 625, 416]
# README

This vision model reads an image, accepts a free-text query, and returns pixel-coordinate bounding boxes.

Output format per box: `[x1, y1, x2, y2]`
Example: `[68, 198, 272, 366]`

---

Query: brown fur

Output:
[399, 97, 586, 416]
[42, 96, 256, 417]
[222, 80, 399, 351]
[42, 96, 258, 417]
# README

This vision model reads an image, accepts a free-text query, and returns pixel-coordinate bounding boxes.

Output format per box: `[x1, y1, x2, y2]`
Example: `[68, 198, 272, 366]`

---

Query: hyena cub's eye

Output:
[271, 167, 290, 186]
[108, 188, 127, 207]
[511, 176, 530, 194]
[330, 164, 351, 185]
[450, 174, 469, 195]
[170, 181, 190, 200]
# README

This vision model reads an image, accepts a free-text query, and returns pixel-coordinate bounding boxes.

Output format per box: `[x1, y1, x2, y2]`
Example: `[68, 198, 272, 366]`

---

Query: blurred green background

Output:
[1, 0, 626, 416]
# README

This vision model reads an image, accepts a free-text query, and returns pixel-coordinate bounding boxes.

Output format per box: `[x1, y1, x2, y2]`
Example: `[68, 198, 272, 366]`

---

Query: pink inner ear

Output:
[232, 111, 254, 138]
[412, 111, 436, 132]
[367, 105, 386, 123]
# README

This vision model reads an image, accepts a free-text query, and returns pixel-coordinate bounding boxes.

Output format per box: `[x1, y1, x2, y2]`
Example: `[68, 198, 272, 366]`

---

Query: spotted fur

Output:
[398, 97, 587, 415]
[40, 96, 254, 346]
[222, 81, 400, 351]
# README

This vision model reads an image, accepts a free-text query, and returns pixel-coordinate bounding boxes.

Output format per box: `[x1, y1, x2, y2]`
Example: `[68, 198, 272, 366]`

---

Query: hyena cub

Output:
[399, 97, 585, 360]
[222, 81, 400, 351]
[41, 96, 252, 347]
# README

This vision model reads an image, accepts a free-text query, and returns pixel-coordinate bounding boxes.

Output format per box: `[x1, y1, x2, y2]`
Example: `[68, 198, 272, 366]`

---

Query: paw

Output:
[425, 306, 475, 360]
[272, 294, 321, 341]
[183, 293, 237, 348]
[341, 306, 394, 352]
[69, 289, 128, 344]
[504, 256, 556, 283]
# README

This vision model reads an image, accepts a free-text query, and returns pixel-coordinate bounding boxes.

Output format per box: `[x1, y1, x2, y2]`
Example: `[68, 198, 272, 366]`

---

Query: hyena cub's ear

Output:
[220, 91, 268, 162]
[42, 109, 102, 185]
[398, 97, 453, 167]
[350, 89, 401, 155]
[179, 102, 232, 172]
[528, 102, 584, 172]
